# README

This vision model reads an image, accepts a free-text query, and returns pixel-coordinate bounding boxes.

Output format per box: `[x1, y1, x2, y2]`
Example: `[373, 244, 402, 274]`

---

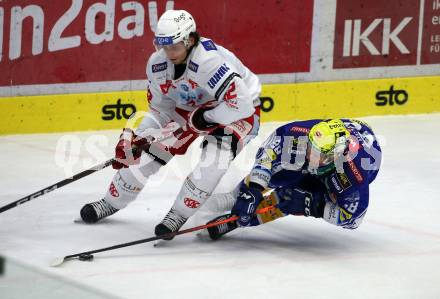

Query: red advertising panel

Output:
[421, 0, 440, 64]
[0, 0, 313, 87]
[334, 0, 420, 68]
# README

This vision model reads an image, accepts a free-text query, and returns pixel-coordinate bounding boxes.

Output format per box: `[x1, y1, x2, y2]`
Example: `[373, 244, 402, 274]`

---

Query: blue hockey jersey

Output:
[249, 119, 382, 229]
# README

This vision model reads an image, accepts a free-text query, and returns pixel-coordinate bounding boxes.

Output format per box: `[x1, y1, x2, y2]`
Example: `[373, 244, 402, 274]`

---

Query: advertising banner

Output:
[2, 75, 440, 134]
[333, 0, 420, 68]
[334, 0, 440, 68]
[0, 0, 313, 87]
[422, 0, 440, 64]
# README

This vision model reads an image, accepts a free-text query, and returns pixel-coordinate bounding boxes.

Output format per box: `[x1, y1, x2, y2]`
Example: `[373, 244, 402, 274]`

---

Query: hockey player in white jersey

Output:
[80, 10, 261, 239]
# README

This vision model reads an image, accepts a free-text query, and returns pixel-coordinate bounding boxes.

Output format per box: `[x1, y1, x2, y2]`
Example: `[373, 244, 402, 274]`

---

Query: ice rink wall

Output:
[0, 0, 439, 134]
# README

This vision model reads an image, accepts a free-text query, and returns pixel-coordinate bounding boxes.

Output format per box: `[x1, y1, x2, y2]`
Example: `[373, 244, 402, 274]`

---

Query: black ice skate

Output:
[80, 199, 119, 223]
[206, 214, 238, 240]
[155, 208, 188, 240]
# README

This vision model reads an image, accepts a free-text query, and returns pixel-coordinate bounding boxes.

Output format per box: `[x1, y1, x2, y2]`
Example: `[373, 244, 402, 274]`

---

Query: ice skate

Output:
[155, 208, 188, 240]
[80, 199, 119, 223]
[206, 214, 238, 240]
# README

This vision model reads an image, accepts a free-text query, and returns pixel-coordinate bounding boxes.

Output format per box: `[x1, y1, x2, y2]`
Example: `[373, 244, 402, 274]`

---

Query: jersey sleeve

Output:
[135, 81, 175, 133]
[136, 56, 176, 134]
[249, 124, 297, 188]
[195, 46, 255, 125]
[322, 185, 369, 229]
[249, 131, 280, 189]
[321, 161, 370, 229]
[203, 76, 255, 125]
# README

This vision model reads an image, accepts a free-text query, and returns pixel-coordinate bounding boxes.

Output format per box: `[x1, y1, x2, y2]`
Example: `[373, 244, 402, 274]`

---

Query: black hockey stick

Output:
[0, 158, 115, 214]
[0, 125, 184, 214]
[50, 206, 275, 267]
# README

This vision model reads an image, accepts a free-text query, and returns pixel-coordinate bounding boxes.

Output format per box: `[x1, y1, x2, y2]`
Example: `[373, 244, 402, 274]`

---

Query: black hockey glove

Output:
[275, 187, 326, 218]
[187, 105, 219, 135]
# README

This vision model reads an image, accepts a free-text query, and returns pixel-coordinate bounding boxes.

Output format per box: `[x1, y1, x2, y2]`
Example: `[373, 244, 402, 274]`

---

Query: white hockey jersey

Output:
[137, 38, 261, 132]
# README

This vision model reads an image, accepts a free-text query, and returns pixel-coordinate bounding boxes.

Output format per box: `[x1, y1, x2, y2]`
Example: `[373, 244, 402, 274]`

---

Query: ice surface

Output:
[1, 114, 440, 299]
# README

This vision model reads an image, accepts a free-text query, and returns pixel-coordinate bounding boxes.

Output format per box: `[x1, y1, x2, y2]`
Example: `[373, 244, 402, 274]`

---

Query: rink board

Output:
[1, 76, 439, 135]
[262, 75, 440, 121]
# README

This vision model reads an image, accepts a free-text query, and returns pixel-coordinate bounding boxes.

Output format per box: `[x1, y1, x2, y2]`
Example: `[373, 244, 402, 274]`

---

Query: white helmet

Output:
[155, 10, 196, 47]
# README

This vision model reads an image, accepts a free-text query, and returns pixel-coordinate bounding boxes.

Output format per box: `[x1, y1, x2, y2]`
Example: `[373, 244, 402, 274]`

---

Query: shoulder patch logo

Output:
[152, 62, 167, 73]
[201, 40, 217, 51]
[188, 60, 199, 72]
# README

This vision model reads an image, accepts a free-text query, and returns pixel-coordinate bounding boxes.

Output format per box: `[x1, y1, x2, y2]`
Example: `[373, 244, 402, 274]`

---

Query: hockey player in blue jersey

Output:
[205, 118, 382, 240]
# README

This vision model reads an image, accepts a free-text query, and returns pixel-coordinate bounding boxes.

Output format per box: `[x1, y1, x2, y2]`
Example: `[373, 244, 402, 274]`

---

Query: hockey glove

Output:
[112, 128, 149, 169]
[275, 187, 326, 218]
[187, 105, 219, 135]
[231, 183, 264, 226]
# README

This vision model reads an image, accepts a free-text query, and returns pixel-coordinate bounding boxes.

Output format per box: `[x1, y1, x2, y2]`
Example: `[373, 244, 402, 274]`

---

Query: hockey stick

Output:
[0, 158, 115, 214]
[50, 205, 275, 267]
[0, 124, 184, 214]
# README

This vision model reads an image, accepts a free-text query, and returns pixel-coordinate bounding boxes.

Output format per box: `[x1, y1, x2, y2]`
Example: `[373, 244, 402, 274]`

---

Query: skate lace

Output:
[162, 209, 188, 232]
[91, 199, 118, 219]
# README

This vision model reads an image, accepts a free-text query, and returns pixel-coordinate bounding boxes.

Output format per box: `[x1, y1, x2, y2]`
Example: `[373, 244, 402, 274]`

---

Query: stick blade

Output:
[50, 257, 66, 267]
